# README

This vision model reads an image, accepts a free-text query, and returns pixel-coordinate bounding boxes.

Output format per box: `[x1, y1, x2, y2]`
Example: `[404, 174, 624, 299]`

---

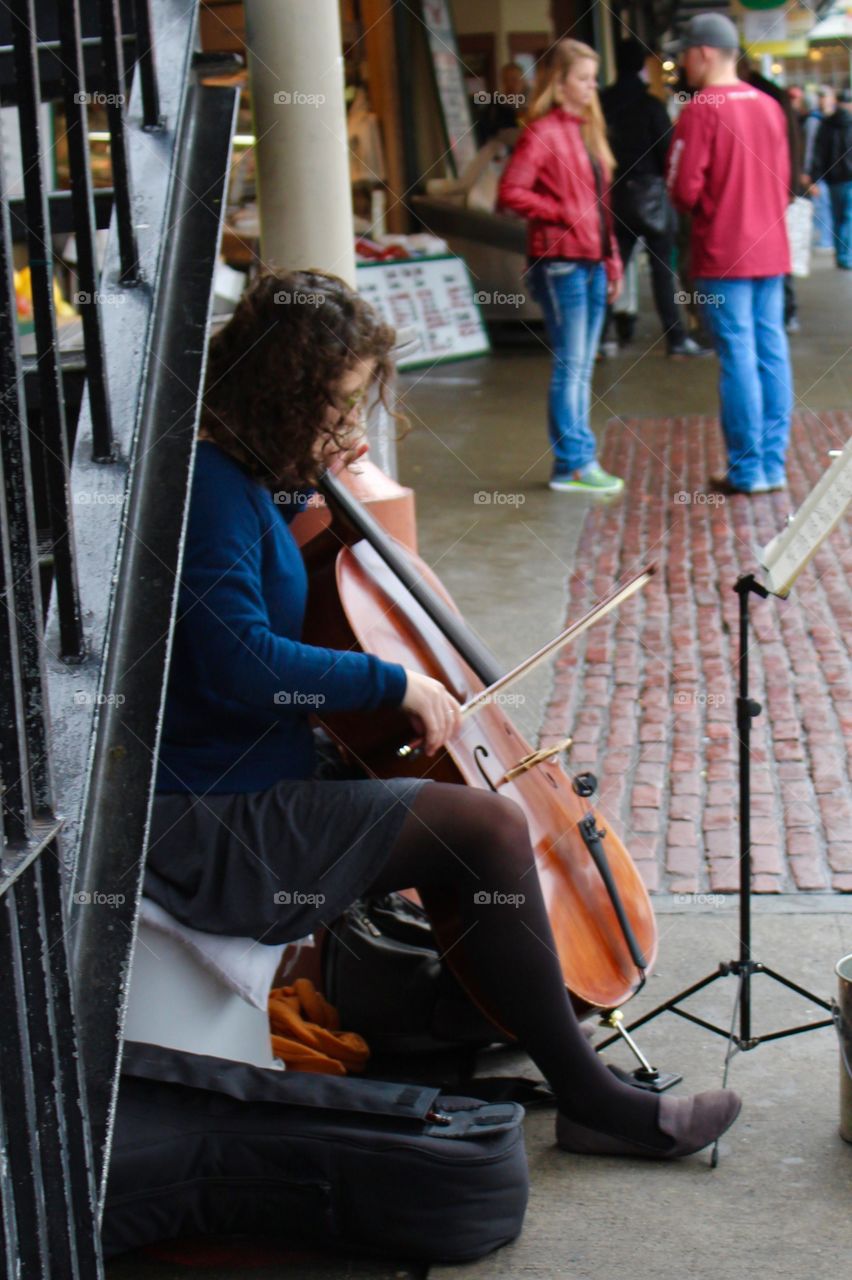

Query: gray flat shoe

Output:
[555, 1088, 742, 1159]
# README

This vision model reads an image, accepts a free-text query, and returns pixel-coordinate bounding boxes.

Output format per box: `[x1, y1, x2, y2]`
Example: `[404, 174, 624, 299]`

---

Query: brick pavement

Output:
[539, 411, 852, 894]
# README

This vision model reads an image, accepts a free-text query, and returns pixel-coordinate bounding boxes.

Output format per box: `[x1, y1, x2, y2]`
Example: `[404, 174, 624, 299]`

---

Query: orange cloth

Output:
[268, 978, 369, 1075]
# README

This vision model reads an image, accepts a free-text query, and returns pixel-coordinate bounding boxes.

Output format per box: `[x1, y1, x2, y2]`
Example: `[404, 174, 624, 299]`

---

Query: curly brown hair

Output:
[200, 268, 402, 490]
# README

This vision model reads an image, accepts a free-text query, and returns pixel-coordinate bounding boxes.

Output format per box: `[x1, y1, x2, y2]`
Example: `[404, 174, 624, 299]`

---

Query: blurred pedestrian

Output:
[498, 38, 625, 495]
[599, 37, 708, 358]
[666, 14, 793, 495]
[811, 88, 852, 269]
[801, 88, 836, 249]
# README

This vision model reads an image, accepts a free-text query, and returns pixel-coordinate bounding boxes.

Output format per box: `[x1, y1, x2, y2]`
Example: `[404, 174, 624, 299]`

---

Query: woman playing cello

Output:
[145, 269, 740, 1160]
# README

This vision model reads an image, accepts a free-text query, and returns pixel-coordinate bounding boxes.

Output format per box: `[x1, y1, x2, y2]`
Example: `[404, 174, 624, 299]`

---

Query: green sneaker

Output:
[549, 463, 624, 495]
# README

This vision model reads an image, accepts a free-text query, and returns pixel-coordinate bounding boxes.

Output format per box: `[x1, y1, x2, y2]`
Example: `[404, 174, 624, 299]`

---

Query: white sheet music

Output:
[758, 437, 852, 597]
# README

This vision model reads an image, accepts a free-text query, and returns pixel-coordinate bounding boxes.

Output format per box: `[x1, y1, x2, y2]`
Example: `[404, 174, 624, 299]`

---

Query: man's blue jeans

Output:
[527, 260, 607, 473]
[695, 276, 792, 490]
[828, 181, 852, 269]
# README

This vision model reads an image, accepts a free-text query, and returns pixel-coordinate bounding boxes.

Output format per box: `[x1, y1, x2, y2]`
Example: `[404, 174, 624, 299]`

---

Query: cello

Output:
[294, 462, 657, 1019]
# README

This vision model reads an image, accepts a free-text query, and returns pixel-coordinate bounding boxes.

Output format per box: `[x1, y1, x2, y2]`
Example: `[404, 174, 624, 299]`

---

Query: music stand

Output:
[598, 439, 852, 1160]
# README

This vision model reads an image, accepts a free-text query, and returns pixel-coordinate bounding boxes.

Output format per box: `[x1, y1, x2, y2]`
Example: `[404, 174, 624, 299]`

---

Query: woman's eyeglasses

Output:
[328, 384, 369, 419]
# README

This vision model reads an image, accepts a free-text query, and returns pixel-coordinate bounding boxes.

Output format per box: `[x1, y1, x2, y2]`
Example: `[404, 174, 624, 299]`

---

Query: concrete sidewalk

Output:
[432, 896, 852, 1280]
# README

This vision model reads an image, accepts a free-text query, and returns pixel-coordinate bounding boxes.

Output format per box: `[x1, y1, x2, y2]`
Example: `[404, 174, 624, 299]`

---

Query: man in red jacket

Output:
[666, 14, 793, 494]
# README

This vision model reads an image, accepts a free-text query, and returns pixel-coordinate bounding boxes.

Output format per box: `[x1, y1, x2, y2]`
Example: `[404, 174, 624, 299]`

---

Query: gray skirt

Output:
[144, 771, 431, 945]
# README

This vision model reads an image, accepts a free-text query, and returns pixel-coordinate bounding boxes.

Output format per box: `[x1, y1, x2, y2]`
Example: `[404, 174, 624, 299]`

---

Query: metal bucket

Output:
[834, 954, 852, 1143]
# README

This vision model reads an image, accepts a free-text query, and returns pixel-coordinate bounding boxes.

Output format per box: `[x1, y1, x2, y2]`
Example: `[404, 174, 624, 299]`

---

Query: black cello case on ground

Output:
[102, 1042, 529, 1264]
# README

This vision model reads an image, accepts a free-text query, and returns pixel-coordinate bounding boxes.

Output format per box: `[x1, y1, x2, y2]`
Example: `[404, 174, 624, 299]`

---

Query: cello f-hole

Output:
[473, 744, 499, 792]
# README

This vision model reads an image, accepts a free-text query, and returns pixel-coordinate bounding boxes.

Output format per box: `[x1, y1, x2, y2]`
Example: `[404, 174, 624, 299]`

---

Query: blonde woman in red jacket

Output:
[498, 39, 624, 495]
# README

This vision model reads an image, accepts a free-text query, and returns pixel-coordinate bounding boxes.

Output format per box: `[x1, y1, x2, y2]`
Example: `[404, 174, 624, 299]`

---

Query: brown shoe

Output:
[555, 1088, 741, 1159]
[709, 474, 757, 496]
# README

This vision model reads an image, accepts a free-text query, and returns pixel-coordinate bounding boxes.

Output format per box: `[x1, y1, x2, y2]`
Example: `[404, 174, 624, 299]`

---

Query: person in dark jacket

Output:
[147, 267, 741, 1162]
[811, 89, 852, 269]
[599, 37, 706, 357]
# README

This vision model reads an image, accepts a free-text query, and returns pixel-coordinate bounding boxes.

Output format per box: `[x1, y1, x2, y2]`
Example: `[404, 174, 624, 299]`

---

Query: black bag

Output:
[103, 1042, 529, 1264]
[618, 173, 673, 238]
[323, 893, 512, 1054]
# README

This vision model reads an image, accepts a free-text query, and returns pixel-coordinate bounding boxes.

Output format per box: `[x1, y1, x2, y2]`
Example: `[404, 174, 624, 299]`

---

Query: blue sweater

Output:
[155, 441, 408, 794]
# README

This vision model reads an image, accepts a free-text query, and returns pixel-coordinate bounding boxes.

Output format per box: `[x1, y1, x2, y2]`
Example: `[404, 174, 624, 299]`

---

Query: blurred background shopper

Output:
[498, 39, 625, 495]
[666, 14, 793, 495]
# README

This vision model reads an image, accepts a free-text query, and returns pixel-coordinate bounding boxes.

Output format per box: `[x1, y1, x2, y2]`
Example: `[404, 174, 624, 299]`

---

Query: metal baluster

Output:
[0, 884, 51, 1277]
[39, 840, 104, 1275]
[9, 0, 85, 663]
[97, 0, 140, 283]
[132, 0, 163, 130]
[13, 861, 81, 1277]
[0, 163, 35, 845]
[57, 3, 116, 462]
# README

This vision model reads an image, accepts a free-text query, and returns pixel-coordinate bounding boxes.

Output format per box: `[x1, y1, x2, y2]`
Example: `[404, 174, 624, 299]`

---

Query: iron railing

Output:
[0, 0, 238, 1271]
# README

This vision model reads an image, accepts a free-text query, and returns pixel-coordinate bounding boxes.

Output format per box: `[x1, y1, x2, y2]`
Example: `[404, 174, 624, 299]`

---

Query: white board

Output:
[357, 255, 490, 369]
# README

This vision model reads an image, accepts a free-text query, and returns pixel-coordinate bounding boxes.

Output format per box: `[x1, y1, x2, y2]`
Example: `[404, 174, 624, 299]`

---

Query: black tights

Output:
[367, 782, 670, 1147]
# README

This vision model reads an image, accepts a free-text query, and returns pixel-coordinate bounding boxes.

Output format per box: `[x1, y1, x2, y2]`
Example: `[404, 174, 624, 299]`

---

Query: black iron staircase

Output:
[0, 1, 238, 1272]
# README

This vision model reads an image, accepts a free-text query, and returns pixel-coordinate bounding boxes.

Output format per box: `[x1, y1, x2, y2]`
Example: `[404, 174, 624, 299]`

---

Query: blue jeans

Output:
[695, 276, 792, 490]
[527, 260, 607, 473]
[812, 180, 834, 248]
[828, 181, 852, 269]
